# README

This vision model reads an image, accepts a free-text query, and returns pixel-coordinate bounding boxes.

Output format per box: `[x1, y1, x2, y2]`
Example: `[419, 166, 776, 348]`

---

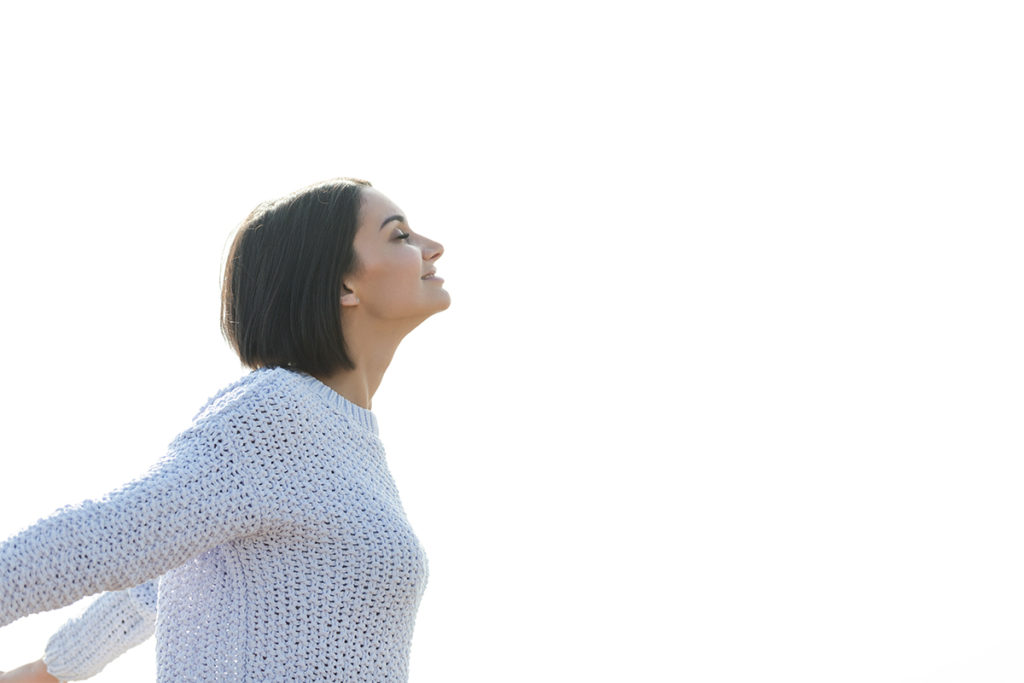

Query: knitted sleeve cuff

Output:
[42, 582, 157, 681]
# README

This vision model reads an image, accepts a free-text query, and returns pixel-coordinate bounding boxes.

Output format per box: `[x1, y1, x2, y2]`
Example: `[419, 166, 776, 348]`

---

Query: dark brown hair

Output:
[220, 177, 372, 376]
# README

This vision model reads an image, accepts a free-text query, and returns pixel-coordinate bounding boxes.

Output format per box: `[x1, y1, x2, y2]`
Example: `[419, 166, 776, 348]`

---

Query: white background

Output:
[0, 1, 1021, 681]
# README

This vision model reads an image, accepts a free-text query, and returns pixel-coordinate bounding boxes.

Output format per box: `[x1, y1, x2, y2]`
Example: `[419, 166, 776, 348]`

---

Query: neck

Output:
[314, 317, 413, 411]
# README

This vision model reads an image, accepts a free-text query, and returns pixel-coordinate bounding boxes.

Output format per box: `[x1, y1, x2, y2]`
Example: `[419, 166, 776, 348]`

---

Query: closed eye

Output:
[396, 231, 411, 240]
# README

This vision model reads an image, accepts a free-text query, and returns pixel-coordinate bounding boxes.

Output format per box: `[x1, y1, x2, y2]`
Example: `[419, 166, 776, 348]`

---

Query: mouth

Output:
[421, 270, 440, 280]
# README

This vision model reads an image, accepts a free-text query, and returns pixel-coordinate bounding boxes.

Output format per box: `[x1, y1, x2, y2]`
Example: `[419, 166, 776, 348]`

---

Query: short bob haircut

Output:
[221, 177, 372, 376]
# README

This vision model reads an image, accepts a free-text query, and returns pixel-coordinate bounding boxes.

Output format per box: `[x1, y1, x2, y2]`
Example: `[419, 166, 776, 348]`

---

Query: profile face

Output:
[341, 187, 450, 323]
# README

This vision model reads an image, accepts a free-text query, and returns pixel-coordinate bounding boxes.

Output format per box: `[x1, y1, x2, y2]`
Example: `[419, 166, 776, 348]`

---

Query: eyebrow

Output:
[379, 215, 405, 230]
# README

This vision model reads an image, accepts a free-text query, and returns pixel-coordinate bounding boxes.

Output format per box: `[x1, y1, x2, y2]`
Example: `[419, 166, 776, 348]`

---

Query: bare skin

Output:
[0, 659, 59, 683]
[315, 186, 448, 409]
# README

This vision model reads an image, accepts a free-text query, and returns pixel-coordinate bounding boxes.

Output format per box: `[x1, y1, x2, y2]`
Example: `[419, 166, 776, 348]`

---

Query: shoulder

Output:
[158, 368, 315, 467]
[178, 367, 379, 455]
[168, 368, 307, 442]
[189, 367, 311, 420]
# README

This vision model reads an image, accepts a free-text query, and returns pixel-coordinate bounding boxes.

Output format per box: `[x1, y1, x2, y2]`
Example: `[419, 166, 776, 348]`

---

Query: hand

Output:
[0, 659, 59, 682]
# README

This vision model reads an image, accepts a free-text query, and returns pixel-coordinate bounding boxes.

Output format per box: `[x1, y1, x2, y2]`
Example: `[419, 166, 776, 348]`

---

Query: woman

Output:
[0, 177, 449, 682]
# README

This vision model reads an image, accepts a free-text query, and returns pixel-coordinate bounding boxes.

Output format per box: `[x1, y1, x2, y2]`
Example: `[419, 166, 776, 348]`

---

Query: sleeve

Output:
[0, 417, 264, 630]
[41, 579, 159, 681]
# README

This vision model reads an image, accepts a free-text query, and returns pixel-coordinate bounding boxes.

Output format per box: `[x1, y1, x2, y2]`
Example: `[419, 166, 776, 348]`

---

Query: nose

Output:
[422, 236, 444, 262]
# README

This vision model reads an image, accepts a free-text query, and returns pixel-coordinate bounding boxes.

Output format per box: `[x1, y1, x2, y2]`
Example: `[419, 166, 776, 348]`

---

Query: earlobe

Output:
[341, 290, 359, 307]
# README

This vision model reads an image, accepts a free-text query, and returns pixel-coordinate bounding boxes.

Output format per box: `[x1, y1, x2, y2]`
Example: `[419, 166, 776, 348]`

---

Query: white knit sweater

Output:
[0, 368, 429, 681]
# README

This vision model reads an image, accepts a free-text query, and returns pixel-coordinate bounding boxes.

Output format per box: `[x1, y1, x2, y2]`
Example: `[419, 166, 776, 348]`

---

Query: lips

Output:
[421, 270, 437, 280]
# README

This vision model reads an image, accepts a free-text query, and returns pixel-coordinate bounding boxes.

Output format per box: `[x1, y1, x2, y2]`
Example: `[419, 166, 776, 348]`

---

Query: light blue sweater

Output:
[0, 368, 429, 681]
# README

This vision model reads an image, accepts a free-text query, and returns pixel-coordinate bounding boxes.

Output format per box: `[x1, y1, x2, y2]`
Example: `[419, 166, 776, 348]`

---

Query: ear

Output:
[340, 283, 359, 307]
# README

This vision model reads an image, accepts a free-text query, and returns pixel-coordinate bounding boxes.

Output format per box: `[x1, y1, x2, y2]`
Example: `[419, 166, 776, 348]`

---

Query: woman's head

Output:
[221, 178, 447, 376]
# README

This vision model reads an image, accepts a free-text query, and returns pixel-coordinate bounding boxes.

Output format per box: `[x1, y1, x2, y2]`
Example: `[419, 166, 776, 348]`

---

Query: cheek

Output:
[363, 255, 422, 300]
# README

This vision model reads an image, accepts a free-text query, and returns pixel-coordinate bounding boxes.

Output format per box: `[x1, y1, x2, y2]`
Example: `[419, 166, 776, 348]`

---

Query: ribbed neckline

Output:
[285, 369, 380, 436]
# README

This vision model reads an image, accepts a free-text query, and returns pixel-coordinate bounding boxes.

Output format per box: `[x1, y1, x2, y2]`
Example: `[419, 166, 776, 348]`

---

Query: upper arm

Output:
[0, 418, 263, 628]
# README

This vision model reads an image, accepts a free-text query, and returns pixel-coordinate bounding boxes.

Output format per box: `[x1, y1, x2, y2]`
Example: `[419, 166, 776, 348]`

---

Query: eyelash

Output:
[396, 231, 411, 240]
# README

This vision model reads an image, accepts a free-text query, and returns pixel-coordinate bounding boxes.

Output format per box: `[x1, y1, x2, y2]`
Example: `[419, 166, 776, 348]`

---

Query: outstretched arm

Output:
[38, 579, 158, 681]
[0, 418, 263, 630]
[0, 580, 158, 682]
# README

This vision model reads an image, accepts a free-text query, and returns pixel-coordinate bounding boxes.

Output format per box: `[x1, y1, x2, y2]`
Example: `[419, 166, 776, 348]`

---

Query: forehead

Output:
[359, 187, 404, 222]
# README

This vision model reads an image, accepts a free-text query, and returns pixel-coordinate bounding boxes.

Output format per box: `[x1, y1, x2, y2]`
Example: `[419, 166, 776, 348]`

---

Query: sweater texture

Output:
[0, 368, 429, 681]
